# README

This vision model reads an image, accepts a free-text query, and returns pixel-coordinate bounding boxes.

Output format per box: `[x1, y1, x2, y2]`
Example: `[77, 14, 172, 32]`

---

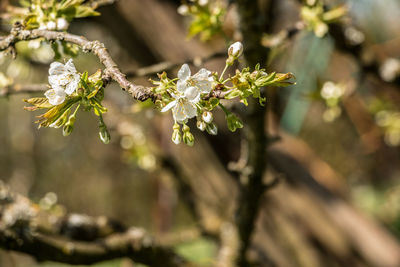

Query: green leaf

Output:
[224, 90, 242, 100]
[59, 0, 85, 10]
[24, 97, 53, 110]
[74, 6, 100, 18]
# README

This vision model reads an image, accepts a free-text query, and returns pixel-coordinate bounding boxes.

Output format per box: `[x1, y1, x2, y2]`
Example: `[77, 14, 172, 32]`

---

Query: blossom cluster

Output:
[301, 1, 347, 38]
[45, 59, 81, 105]
[11, 0, 100, 31]
[152, 42, 294, 146]
[24, 59, 109, 143]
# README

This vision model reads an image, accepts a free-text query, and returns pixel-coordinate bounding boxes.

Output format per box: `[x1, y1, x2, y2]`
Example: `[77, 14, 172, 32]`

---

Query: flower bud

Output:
[56, 18, 69, 31]
[63, 124, 73, 136]
[182, 124, 190, 133]
[172, 130, 182, 145]
[197, 120, 206, 131]
[198, 0, 209, 6]
[226, 113, 243, 132]
[62, 113, 76, 136]
[172, 123, 182, 145]
[202, 111, 213, 124]
[228, 42, 243, 58]
[177, 5, 189, 15]
[206, 122, 218, 135]
[183, 131, 194, 146]
[46, 21, 57, 30]
[99, 125, 111, 144]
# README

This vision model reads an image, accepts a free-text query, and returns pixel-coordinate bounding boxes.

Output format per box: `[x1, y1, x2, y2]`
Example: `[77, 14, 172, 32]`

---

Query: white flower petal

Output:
[178, 64, 191, 80]
[228, 42, 243, 58]
[193, 68, 211, 80]
[195, 80, 213, 93]
[65, 74, 80, 95]
[184, 86, 200, 103]
[161, 100, 177, 112]
[49, 62, 65, 75]
[64, 59, 77, 73]
[177, 79, 187, 93]
[172, 99, 196, 123]
[45, 89, 66, 106]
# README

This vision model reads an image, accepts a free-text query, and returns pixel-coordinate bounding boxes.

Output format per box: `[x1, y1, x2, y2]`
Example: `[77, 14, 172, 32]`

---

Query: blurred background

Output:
[0, 0, 400, 266]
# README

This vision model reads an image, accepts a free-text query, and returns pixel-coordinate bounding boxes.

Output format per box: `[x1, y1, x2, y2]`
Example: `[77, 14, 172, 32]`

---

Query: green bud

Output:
[183, 131, 194, 146]
[182, 124, 190, 133]
[62, 124, 73, 136]
[206, 122, 218, 135]
[172, 123, 182, 145]
[99, 126, 111, 144]
[226, 113, 243, 132]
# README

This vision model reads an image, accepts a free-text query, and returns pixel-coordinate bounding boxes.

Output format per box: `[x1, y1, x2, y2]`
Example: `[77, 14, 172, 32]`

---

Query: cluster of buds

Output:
[8, 0, 99, 32]
[197, 111, 218, 135]
[38, 17, 69, 31]
[177, 0, 226, 41]
[301, 1, 347, 38]
[172, 123, 195, 146]
[319, 81, 347, 122]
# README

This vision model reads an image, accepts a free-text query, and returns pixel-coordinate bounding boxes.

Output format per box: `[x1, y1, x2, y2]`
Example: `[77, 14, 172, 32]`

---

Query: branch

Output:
[125, 51, 226, 78]
[234, 0, 274, 265]
[0, 24, 155, 101]
[0, 83, 48, 97]
[0, 182, 188, 267]
[84, 0, 119, 9]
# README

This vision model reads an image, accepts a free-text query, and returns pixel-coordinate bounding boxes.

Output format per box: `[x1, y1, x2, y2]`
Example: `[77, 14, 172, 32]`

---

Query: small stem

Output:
[218, 103, 230, 115]
[219, 64, 229, 81]
[72, 104, 80, 116]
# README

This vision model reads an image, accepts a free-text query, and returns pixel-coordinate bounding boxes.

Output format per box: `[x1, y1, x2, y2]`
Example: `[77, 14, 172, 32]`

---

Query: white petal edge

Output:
[193, 68, 211, 80]
[65, 74, 80, 95]
[64, 59, 77, 73]
[49, 62, 65, 75]
[178, 64, 191, 80]
[45, 89, 66, 106]
[161, 100, 178, 112]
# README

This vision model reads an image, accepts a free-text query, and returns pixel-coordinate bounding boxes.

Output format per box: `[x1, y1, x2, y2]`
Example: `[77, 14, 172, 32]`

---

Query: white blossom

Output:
[45, 89, 66, 106]
[28, 39, 41, 49]
[228, 42, 243, 58]
[45, 59, 80, 105]
[56, 18, 69, 30]
[162, 64, 213, 123]
[46, 21, 57, 30]
[177, 5, 189, 15]
[198, 0, 209, 6]
[202, 111, 213, 123]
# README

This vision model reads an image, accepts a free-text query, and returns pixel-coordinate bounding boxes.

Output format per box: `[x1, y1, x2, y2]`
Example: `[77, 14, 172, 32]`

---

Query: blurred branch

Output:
[0, 83, 48, 96]
[0, 181, 189, 267]
[125, 51, 226, 78]
[84, 0, 119, 9]
[234, 0, 273, 265]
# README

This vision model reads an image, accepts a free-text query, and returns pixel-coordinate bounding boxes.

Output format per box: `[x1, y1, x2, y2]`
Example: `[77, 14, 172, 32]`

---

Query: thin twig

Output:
[0, 24, 155, 101]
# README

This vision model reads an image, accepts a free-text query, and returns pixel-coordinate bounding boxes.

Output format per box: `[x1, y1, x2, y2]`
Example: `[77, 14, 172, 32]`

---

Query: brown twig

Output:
[84, 0, 119, 9]
[125, 51, 226, 78]
[0, 181, 188, 266]
[0, 24, 155, 101]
